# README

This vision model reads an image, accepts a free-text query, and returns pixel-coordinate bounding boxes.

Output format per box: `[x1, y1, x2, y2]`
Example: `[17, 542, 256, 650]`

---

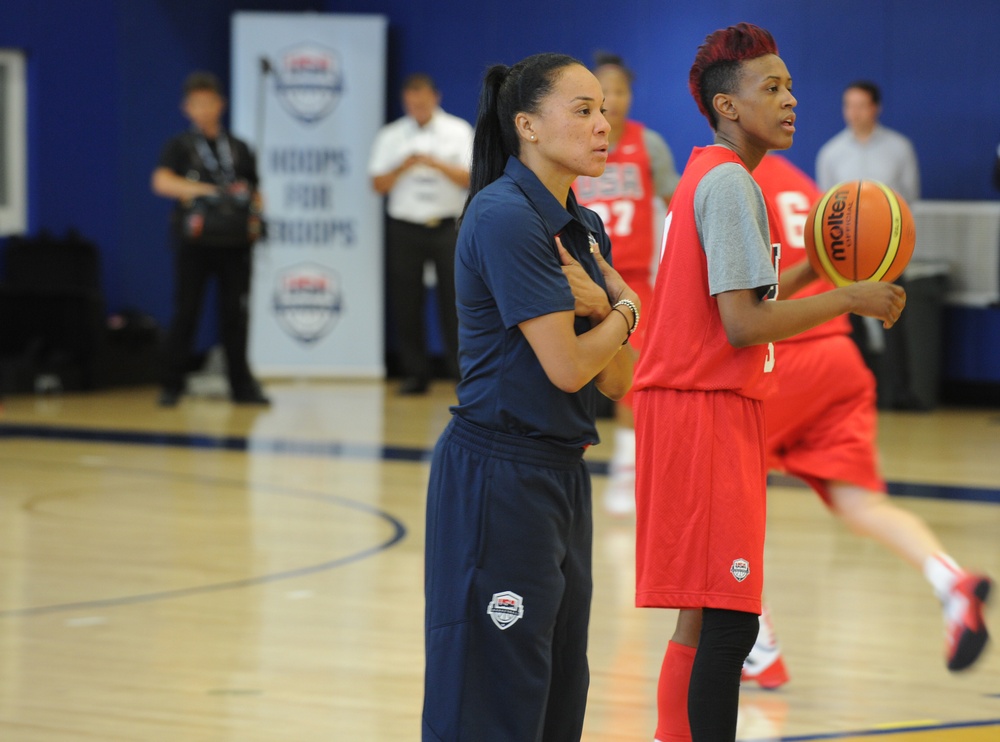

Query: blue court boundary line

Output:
[752, 716, 1000, 741]
[0, 453, 407, 619]
[767, 472, 1000, 505]
[3, 422, 1000, 505]
[0, 423, 430, 462]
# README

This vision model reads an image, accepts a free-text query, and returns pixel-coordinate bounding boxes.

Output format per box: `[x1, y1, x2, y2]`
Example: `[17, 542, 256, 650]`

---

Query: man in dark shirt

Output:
[151, 71, 268, 407]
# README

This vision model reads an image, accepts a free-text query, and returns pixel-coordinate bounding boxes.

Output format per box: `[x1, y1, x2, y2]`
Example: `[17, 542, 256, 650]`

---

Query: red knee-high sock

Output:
[655, 640, 696, 741]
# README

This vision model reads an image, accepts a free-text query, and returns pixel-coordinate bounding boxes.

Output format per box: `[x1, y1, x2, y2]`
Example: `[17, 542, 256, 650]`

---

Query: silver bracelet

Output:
[612, 298, 639, 336]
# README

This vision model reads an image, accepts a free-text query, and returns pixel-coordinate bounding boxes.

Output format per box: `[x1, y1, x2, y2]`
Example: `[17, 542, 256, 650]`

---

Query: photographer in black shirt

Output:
[151, 71, 268, 407]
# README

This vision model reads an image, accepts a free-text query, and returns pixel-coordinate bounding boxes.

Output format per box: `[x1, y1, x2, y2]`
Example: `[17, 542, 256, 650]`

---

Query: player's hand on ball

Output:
[845, 281, 907, 329]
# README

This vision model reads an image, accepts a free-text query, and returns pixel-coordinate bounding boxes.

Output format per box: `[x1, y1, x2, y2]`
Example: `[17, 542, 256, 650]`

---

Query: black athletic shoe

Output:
[158, 388, 181, 407]
[398, 377, 429, 395]
[231, 385, 271, 406]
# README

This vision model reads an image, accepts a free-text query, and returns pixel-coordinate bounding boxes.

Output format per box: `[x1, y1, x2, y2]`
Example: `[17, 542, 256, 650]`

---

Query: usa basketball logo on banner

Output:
[274, 43, 344, 124]
[272, 263, 343, 343]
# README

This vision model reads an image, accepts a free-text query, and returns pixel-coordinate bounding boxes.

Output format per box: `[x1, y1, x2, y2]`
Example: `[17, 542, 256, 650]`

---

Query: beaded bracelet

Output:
[613, 298, 639, 336]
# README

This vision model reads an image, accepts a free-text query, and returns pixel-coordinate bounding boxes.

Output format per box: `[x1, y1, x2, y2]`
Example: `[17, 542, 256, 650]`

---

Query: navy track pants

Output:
[422, 415, 593, 742]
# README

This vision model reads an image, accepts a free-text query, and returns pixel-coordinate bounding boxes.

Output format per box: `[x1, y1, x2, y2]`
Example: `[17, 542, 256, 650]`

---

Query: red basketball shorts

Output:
[634, 387, 766, 614]
[765, 334, 885, 504]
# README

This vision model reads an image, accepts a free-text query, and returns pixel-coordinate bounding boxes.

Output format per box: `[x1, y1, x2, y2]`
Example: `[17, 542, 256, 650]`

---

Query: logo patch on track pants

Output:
[487, 591, 525, 630]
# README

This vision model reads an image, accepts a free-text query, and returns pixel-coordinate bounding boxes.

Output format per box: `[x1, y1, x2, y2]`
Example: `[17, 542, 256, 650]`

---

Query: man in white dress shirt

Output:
[369, 74, 473, 394]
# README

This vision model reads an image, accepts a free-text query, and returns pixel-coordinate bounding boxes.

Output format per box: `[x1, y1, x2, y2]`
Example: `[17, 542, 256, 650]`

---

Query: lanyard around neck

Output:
[192, 129, 236, 185]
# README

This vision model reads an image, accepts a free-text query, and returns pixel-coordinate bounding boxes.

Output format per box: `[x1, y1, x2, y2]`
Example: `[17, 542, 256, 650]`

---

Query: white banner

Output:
[0, 49, 27, 236]
[231, 12, 387, 377]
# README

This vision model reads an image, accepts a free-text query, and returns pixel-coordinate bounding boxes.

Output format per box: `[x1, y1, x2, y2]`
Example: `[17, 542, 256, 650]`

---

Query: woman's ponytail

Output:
[462, 53, 582, 218]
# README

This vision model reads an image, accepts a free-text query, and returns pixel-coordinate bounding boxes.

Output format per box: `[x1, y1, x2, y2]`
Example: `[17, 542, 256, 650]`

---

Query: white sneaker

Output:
[603, 466, 635, 516]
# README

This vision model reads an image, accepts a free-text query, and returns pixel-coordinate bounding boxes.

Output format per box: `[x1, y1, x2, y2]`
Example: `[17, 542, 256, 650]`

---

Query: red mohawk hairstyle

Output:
[689, 23, 778, 130]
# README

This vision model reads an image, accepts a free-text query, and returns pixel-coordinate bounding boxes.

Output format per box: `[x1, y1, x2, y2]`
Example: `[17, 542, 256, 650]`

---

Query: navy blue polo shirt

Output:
[452, 156, 613, 448]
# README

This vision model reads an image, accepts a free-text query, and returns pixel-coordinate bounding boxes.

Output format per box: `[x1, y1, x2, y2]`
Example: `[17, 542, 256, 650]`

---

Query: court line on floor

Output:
[0, 423, 429, 461]
[767, 716, 1000, 740]
[766, 473, 1000, 505]
[0, 455, 407, 619]
[3, 423, 999, 505]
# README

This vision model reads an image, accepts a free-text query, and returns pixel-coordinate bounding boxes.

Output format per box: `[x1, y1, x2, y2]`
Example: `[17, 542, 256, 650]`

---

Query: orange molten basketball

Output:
[803, 180, 915, 286]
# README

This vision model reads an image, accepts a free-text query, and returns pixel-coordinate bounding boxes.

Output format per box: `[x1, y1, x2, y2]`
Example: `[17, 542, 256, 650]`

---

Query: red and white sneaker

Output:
[945, 573, 992, 672]
[743, 605, 790, 689]
[742, 638, 789, 689]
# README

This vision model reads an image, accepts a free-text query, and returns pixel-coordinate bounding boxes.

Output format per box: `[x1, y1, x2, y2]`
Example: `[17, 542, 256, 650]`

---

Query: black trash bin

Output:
[850, 260, 950, 411]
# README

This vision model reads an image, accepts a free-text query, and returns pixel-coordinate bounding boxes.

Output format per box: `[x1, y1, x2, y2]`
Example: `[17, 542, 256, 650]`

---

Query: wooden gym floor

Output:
[0, 380, 997, 741]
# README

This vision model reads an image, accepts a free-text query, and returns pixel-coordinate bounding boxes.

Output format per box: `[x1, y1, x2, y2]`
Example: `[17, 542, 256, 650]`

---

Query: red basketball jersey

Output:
[634, 146, 777, 401]
[753, 154, 851, 340]
[573, 121, 656, 276]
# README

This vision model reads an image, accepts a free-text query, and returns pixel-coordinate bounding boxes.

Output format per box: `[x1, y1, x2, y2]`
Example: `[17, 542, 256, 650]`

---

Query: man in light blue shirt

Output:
[816, 80, 920, 204]
[817, 80, 921, 404]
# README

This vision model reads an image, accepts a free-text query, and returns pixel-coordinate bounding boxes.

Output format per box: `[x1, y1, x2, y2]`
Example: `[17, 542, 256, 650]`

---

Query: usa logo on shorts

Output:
[487, 591, 524, 630]
[730, 558, 750, 583]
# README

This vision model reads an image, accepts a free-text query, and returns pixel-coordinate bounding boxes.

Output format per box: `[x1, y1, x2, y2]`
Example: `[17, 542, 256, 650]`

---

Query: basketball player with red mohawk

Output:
[632, 23, 905, 741]
[744, 153, 992, 688]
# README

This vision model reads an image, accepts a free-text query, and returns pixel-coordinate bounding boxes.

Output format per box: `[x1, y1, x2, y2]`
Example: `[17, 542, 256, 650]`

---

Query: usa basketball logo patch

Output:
[272, 263, 343, 343]
[730, 559, 750, 583]
[274, 43, 345, 124]
[487, 591, 524, 630]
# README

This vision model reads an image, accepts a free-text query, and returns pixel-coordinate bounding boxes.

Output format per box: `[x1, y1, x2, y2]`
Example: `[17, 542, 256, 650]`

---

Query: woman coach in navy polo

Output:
[422, 53, 641, 741]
